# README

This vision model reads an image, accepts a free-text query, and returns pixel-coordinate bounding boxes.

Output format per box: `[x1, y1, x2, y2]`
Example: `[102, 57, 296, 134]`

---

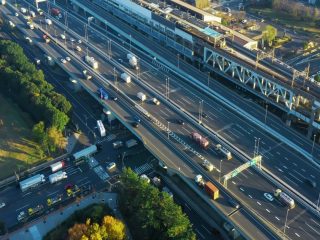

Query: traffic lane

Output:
[44, 0, 320, 161]
[10, 5, 318, 238]
[44, 0, 320, 158]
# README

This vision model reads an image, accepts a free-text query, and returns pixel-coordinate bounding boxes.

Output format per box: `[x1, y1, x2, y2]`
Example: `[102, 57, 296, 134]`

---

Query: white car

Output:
[25, 37, 32, 43]
[70, 38, 75, 42]
[152, 98, 160, 105]
[65, 57, 71, 62]
[75, 46, 82, 52]
[77, 39, 82, 44]
[0, 202, 6, 208]
[15, 12, 19, 17]
[107, 162, 116, 171]
[61, 34, 66, 40]
[60, 58, 67, 64]
[264, 193, 274, 201]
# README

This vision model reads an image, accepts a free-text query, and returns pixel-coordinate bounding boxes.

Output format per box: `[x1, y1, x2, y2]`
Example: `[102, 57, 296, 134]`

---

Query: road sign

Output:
[231, 170, 238, 177]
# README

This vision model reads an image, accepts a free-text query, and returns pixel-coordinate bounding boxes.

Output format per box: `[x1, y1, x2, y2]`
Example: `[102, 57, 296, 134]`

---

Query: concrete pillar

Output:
[285, 113, 292, 127]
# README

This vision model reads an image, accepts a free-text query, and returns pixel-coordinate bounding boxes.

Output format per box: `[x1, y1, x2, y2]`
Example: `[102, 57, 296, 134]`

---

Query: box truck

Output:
[191, 132, 209, 149]
[48, 171, 67, 184]
[137, 92, 146, 101]
[127, 53, 139, 70]
[50, 161, 65, 173]
[121, 72, 131, 83]
[205, 181, 219, 200]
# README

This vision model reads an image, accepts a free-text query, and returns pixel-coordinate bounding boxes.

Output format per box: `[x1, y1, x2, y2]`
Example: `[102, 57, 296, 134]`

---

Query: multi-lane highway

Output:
[43, 0, 320, 206]
[12, 1, 320, 239]
[2, 1, 320, 239]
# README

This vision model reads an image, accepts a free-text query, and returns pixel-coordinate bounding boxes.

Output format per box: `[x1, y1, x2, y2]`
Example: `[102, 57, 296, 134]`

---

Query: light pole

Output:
[311, 134, 316, 156]
[64, 11, 68, 29]
[207, 72, 210, 87]
[198, 100, 203, 124]
[283, 208, 290, 237]
[264, 104, 268, 124]
[129, 34, 132, 50]
[167, 121, 170, 139]
[317, 192, 320, 212]
[254, 137, 260, 157]
[177, 54, 180, 68]
[219, 160, 223, 183]
[165, 77, 170, 99]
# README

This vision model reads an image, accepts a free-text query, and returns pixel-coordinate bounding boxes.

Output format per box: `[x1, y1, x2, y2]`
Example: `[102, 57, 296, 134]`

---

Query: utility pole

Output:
[219, 160, 223, 183]
[283, 208, 290, 237]
[311, 134, 316, 156]
[264, 104, 268, 124]
[167, 121, 170, 139]
[254, 137, 260, 157]
[198, 100, 203, 124]
[165, 77, 170, 99]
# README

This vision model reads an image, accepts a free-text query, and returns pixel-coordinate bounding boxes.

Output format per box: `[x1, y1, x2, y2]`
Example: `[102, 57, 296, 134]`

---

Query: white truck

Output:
[194, 174, 205, 187]
[1, 0, 6, 5]
[126, 139, 138, 148]
[45, 18, 52, 25]
[48, 171, 67, 184]
[50, 161, 65, 173]
[20, 7, 27, 14]
[29, 23, 34, 30]
[85, 55, 98, 69]
[121, 72, 131, 83]
[19, 174, 45, 192]
[82, 70, 92, 80]
[127, 53, 139, 70]
[137, 92, 146, 101]
[97, 120, 106, 137]
[215, 144, 232, 160]
[29, 11, 36, 18]
[202, 160, 214, 172]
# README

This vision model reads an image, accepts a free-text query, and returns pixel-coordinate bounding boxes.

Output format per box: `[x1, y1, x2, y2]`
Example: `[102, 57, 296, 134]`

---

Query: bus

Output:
[97, 120, 106, 137]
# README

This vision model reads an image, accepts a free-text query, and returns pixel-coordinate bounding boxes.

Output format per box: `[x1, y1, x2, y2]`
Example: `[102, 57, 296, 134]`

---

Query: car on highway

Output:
[65, 56, 71, 62]
[132, 122, 139, 128]
[177, 119, 185, 125]
[228, 198, 240, 209]
[134, 116, 141, 123]
[77, 39, 82, 44]
[109, 95, 118, 101]
[0, 202, 5, 208]
[107, 162, 116, 171]
[61, 34, 66, 40]
[15, 12, 19, 17]
[202, 113, 208, 118]
[64, 183, 73, 190]
[25, 36, 32, 44]
[158, 161, 167, 169]
[75, 46, 82, 52]
[70, 38, 75, 42]
[263, 193, 274, 201]
[152, 98, 160, 105]
[34, 58, 41, 65]
[305, 178, 317, 188]
[60, 58, 67, 64]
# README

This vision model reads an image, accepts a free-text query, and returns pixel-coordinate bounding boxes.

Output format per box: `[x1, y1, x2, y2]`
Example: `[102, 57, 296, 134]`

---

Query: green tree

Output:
[47, 127, 67, 152]
[262, 25, 277, 46]
[32, 121, 46, 142]
[315, 74, 320, 83]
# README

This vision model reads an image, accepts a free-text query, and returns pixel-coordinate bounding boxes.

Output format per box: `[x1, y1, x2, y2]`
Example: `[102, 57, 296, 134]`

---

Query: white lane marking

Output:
[276, 151, 280, 155]
[22, 192, 32, 198]
[299, 226, 317, 240]
[159, 109, 169, 117]
[285, 157, 289, 161]
[47, 190, 59, 197]
[248, 195, 253, 199]
[266, 209, 270, 213]
[306, 222, 320, 235]
[277, 167, 283, 173]
[16, 204, 30, 212]
[310, 218, 320, 228]
[293, 162, 297, 167]
[257, 201, 261, 205]
[181, 97, 192, 105]
[310, 174, 315, 179]
[201, 225, 211, 234]
[261, 141, 266, 145]
[195, 229, 205, 239]
[275, 217, 280, 221]
[184, 203, 191, 210]
[288, 172, 303, 183]
[232, 181, 236, 185]
[301, 169, 306, 172]
[284, 176, 299, 187]
[240, 187, 245, 192]
[283, 165, 288, 169]
[295, 233, 301, 238]
[293, 169, 306, 179]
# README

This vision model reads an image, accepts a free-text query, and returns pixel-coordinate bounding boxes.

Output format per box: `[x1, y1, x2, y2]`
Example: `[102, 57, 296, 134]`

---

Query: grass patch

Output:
[248, 8, 320, 36]
[0, 94, 46, 180]
[44, 203, 111, 240]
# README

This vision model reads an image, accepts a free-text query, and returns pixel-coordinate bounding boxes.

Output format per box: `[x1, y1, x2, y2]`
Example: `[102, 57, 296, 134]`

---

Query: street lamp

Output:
[167, 121, 170, 139]
[207, 72, 210, 87]
[283, 208, 290, 237]
[264, 104, 268, 124]
[311, 134, 316, 156]
[106, 111, 112, 130]
[219, 160, 223, 183]
[198, 100, 203, 124]
[129, 34, 132, 50]
[87, 16, 94, 26]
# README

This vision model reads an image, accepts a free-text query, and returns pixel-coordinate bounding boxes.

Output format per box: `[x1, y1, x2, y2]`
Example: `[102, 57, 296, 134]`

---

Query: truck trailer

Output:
[126, 139, 138, 148]
[137, 92, 146, 101]
[19, 174, 45, 192]
[48, 171, 67, 184]
[121, 72, 131, 83]
[205, 181, 219, 200]
[85, 56, 98, 69]
[50, 161, 65, 173]
[127, 53, 139, 70]
[71, 144, 101, 161]
[98, 88, 108, 100]
[274, 189, 295, 209]
[191, 132, 209, 149]
[215, 144, 232, 160]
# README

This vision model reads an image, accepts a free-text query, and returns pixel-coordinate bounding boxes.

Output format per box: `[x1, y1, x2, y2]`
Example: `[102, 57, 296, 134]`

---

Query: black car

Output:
[228, 198, 240, 209]
[132, 122, 139, 128]
[202, 113, 208, 118]
[110, 96, 118, 101]
[134, 116, 141, 123]
[177, 119, 185, 125]
[305, 178, 317, 188]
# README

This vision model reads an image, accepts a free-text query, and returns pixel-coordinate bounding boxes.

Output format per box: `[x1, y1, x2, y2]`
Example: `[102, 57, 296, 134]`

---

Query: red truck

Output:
[43, 34, 50, 43]
[51, 8, 60, 16]
[205, 181, 219, 200]
[191, 132, 209, 149]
